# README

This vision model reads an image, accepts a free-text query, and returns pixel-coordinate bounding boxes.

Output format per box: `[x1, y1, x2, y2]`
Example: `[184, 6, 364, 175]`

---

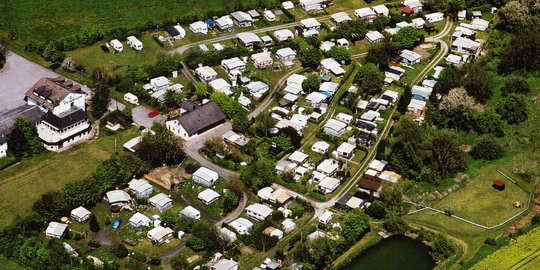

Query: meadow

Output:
[0, 127, 140, 227]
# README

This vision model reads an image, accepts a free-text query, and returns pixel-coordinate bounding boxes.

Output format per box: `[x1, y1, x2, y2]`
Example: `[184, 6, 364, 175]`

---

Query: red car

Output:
[148, 110, 160, 118]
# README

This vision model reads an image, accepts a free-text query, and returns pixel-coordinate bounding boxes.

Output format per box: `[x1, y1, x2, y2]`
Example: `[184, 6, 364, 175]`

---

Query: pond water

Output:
[340, 235, 435, 270]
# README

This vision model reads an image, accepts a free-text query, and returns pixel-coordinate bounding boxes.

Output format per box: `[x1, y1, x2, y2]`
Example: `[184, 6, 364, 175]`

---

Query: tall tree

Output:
[232, 110, 251, 133]
[341, 209, 370, 242]
[328, 46, 351, 64]
[299, 48, 323, 68]
[8, 117, 44, 158]
[90, 67, 111, 118]
[253, 111, 276, 137]
[439, 87, 475, 130]
[137, 122, 186, 167]
[473, 110, 505, 137]
[471, 135, 505, 160]
[433, 66, 463, 96]
[395, 27, 419, 49]
[496, 93, 529, 124]
[463, 63, 494, 103]
[302, 74, 321, 93]
[499, 29, 540, 73]
[239, 158, 276, 190]
[379, 181, 402, 213]
[431, 130, 467, 177]
[500, 76, 531, 96]
[32, 191, 67, 222]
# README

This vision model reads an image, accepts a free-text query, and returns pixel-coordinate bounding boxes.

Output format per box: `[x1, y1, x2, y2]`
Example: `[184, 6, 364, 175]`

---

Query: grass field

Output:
[0, 127, 140, 227]
[0, 257, 29, 270]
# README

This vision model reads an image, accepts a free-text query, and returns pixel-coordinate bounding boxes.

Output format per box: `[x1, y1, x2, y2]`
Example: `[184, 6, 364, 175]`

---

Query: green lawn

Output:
[0, 257, 30, 270]
[0, 127, 140, 227]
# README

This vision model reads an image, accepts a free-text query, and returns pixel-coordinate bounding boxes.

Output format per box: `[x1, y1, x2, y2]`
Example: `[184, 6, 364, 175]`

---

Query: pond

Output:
[341, 235, 435, 270]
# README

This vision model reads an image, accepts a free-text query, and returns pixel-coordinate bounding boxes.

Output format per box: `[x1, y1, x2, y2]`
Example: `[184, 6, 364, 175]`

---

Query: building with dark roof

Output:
[38, 108, 91, 151]
[25, 76, 86, 115]
[0, 105, 45, 158]
[166, 102, 226, 141]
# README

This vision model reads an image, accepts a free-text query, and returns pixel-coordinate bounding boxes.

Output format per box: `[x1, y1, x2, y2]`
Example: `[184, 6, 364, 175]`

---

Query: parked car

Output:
[112, 218, 122, 229]
[148, 111, 160, 118]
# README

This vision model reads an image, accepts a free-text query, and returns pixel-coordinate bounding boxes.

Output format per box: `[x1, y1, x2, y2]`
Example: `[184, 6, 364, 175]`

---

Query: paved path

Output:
[0, 52, 91, 113]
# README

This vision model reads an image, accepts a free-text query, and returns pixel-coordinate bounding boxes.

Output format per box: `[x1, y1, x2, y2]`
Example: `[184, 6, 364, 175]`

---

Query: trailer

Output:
[124, 92, 139, 105]
[109, 39, 123, 52]
[127, 36, 143, 51]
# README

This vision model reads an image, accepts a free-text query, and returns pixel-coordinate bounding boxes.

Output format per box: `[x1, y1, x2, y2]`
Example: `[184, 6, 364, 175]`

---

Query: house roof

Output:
[358, 177, 381, 191]
[237, 32, 261, 44]
[106, 190, 132, 204]
[150, 76, 170, 88]
[180, 206, 201, 217]
[372, 5, 389, 14]
[148, 226, 174, 240]
[400, 49, 421, 62]
[320, 58, 346, 75]
[46, 222, 68, 236]
[301, 18, 321, 28]
[336, 194, 353, 207]
[190, 21, 208, 30]
[324, 119, 347, 132]
[71, 206, 91, 219]
[355, 7, 376, 18]
[320, 82, 340, 93]
[369, 159, 388, 171]
[283, 1, 294, 9]
[319, 210, 334, 222]
[247, 10, 260, 18]
[306, 92, 327, 104]
[258, 187, 274, 200]
[216, 16, 233, 27]
[336, 112, 353, 122]
[360, 110, 380, 121]
[195, 66, 218, 78]
[128, 179, 154, 194]
[130, 212, 150, 225]
[209, 79, 231, 91]
[222, 57, 245, 70]
[287, 74, 307, 87]
[245, 81, 269, 93]
[0, 105, 45, 139]
[269, 189, 293, 204]
[230, 11, 253, 22]
[251, 52, 273, 63]
[312, 141, 330, 151]
[213, 259, 238, 270]
[25, 77, 84, 110]
[41, 108, 88, 130]
[246, 203, 274, 218]
[171, 102, 226, 136]
[289, 151, 309, 163]
[274, 29, 294, 41]
[331, 12, 352, 23]
[276, 48, 297, 61]
[317, 159, 339, 174]
[319, 177, 340, 191]
[166, 25, 186, 38]
[198, 188, 221, 202]
[193, 166, 219, 182]
[149, 193, 172, 207]
[401, 7, 414, 14]
[337, 142, 355, 154]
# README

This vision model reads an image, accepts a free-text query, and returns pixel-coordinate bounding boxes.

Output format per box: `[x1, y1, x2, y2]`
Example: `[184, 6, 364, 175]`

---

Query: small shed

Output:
[179, 206, 201, 220]
[493, 180, 505, 191]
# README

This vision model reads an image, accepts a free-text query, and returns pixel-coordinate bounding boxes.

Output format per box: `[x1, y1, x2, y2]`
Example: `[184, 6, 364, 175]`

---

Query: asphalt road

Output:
[0, 52, 91, 113]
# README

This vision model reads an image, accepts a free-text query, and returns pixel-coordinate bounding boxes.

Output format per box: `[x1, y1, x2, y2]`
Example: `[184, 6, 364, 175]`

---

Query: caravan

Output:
[127, 36, 143, 51]
[124, 92, 139, 105]
[109, 39, 123, 52]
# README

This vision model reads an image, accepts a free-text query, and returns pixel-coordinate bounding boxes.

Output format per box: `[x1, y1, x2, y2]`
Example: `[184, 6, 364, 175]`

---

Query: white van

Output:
[127, 36, 143, 51]
[110, 39, 123, 52]
[124, 92, 138, 105]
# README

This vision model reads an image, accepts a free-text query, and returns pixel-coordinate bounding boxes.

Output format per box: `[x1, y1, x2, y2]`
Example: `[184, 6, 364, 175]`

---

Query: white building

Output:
[198, 188, 221, 205]
[222, 57, 246, 73]
[237, 32, 262, 48]
[71, 206, 91, 223]
[335, 112, 353, 124]
[425, 12, 444, 23]
[216, 16, 234, 31]
[109, 39, 123, 52]
[331, 12, 352, 25]
[317, 159, 339, 176]
[193, 167, 219, 187]
[230, 11, 253, 27]
[246, 203, 274, 221]
[319, 210, 334, 224]
[180, 206, 201, 220]
[165, 25, 186, 41]
[128, 178, 154, 198]
[372, 5, 389, 16]
[355, 7, 376, 22]
[336, 142, 355, 158]
[106, 190, 132, 206]
[126, 36, 143, 51]
[195, 66, 219, 82]
[129, 212, 151, 228]
[365, 31, 385, 44]
[149, 193, 173, 212]
[312, 141, 330, 154]
[274, 29, 294, 42]
[229, 218, 254, 234]
[299, 0, 329, 11]
[320, 58, 346, 76]
[258, 187, 274, 201]
[400, 49, 422, 66]
[276, 47, 297, 62]
[289, 151, 309, 164]
[209, 79, 233, 95]
[45, 222, 68, 239]
[251, 51, 273, 69]
[147, 226, 174, 243]
[300, 18, 322, 30]
[323, 119, 347, 137]
[305, 92, 328, 108]
[190, 21, 208, 34]
[318, 177, 340, 194]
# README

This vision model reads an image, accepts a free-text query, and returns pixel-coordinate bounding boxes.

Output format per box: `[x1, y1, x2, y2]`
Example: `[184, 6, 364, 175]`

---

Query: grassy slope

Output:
[0, 127, 139, 227]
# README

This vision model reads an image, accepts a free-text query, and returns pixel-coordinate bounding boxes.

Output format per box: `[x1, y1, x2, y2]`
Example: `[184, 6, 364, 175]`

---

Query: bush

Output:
[484, 238, 497, 246]
[129, 249, 147, 262]
[115, 244, 129, 258]
[470, 135, 505, 160]
[88, 238, 101, 248]
[149, 253, 161, 265]
[187, 236, 206, 251]
[152, 35, 164, 47]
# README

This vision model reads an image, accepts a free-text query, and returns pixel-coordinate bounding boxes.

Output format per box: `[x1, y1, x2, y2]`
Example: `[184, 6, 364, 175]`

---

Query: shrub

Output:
[88, 238, 101, 248]
[470, 135, 505, 160]
[115, 244, 128, 258]
[484, 238, 497, 246]
[129, 249, 147, 262]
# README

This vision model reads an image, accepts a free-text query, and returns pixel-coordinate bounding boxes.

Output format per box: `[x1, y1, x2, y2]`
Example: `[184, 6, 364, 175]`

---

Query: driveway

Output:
[132, 105, 166, 129]
[0, 52, 91, 113]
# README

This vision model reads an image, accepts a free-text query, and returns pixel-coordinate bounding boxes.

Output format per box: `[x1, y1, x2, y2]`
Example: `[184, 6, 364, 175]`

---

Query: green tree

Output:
[379, 181, 402, 213]
[431, 130, 467, 177]
[299, 48, 323, 68]
[496, 93, 528, 124]
[463, 63, 494, 103]
[365, 40, 400, 69]
[8, 117, 44, 158]
[382, 213, 409, 235]
[433, 66, 463, 96]
[78, 24, 104, 45]
[160, 209, 178, 228]
[473, 110, 505, 137]
[355, 63, 380, 83]
[365, 200, 386, 219]
[397, 85, 412, 115]
[90, 67, 111, 118]
[115, 244, 128, 258]
[360, 69, 384, 95]
[210, 92, 243, 119]
[302, 74, 321, 93]
[471, 135, 505, 160]
[395, 27, 419, 49]
[32, 190, 67, 222]
[341, 209, 370, 242]
[500, 76, 531, 96]
[499, 29, 540, 73]
[232, 111, 251, 133]
[279, 126, 303, 149]
[328, 46, 351, 64]
[274, 134, 294, 152]
[89, 214, 100, 232]
[223, 191, 239, 213]
[225, 174, 246, 196]
[240, 158, 277, 190]
[253, 111, 277, 137]
[137, 122, 186, 167]
[430, 234, 456, 261]
[371, 16, 390, 32]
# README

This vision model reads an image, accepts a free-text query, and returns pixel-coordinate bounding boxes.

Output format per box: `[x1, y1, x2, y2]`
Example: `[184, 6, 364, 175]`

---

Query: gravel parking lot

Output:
[0, 52, 91, 113]
[132, 105, 166, 129]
